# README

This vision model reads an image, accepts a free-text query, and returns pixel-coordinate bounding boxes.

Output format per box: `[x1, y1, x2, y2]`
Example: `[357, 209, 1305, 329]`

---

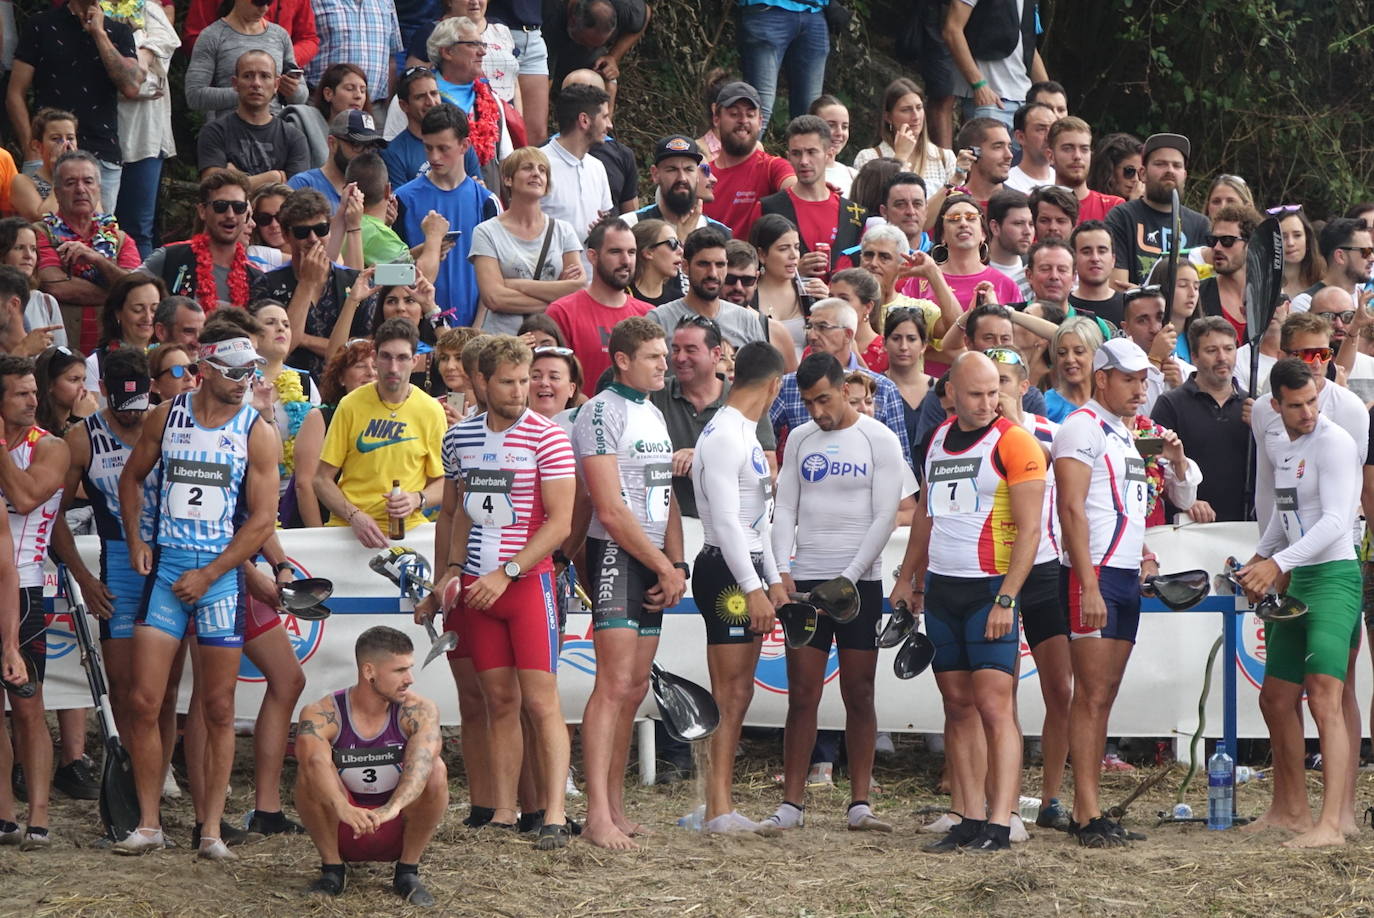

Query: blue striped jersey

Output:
[82, 412, 155, 544]
[155, 393, 259, 552]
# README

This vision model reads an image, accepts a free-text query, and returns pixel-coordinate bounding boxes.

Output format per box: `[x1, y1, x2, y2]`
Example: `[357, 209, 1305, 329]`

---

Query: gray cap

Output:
[1142, 132, 1190, 164]
[715, 81, 762, 110]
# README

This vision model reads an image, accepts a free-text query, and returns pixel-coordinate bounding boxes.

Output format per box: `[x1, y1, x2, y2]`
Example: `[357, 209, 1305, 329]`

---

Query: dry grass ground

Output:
[4, 731, 1374, 918]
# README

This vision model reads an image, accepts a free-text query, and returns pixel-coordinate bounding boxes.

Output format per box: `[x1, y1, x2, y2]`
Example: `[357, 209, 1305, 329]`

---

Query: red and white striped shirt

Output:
[443, 409, 575, 576]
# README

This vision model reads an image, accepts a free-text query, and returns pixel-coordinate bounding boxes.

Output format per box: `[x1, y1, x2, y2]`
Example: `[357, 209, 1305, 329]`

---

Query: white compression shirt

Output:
[1252, 381, 1369, 534]
[771, 414, 906, 583]
[572, 382, 675, 547]
[1256, 414, 1360, 570]
[692, 404, 779, 593]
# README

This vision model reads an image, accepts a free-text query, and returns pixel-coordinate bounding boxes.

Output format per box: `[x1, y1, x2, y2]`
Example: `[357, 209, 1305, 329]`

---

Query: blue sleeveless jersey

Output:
[82, 412, 156, 545]
[155, 393, 259, 552]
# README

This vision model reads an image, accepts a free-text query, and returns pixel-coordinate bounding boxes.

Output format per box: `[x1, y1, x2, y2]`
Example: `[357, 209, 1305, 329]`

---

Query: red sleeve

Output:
[286, 0, 320, 69]
[116, 233, 142, 269]
[545, 299, 574, 343]
[35, 228, 61, 271]
[769, 155, 796, 193]
[182, 0, 219, 52]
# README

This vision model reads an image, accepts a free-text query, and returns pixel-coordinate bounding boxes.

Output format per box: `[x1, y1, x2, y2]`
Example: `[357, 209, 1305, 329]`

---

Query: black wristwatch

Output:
[673, 561, 691, 577]
[993, 593, 1016, 609]
[274, 561, 295, 576]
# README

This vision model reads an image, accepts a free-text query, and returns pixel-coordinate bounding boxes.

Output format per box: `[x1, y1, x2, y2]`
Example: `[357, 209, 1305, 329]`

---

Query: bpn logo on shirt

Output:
[800, 453, 869, 483]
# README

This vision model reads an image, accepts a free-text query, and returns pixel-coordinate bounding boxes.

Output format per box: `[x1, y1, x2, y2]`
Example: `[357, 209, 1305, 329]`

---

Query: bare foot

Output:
[1283, 824, 1346, 848]
[1240, 807, 1312, 834]
[583, 818, 638, 851]
[614, 817, 649, 837]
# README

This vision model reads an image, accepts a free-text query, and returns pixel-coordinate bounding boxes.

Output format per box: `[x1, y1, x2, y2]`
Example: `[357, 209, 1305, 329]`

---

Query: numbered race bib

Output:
[928, 457, 982, 516]
[333, 745, 404, 797]
[1123, 456, 1149, 518]
[752, 474, 773, 532]
[644, 462, 673, 524]
[463, 469, 517, 528]
[1275, 487, 1303, 538]
[165, 458, 230, 521]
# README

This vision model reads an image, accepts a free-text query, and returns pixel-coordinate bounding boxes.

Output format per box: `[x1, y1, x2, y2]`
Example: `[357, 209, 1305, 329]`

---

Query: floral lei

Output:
[469, 79, 500, 165]
[1133, 415, 1167, 515]
[274, 370, 312, 479]
[190, 234, 250, 310]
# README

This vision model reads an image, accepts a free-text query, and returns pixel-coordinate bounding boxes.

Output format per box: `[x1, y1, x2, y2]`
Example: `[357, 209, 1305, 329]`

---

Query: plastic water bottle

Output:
[1235, 765, 1263, 784]
[1172, 802, 1193, 820]
[1208, 743, 1234, 830]
[1018, 796, 1041, 821]
[677, 805, 705, 831]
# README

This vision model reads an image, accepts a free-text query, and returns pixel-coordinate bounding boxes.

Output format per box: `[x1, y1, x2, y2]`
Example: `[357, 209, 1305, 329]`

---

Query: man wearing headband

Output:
[114, 326, 280, 858]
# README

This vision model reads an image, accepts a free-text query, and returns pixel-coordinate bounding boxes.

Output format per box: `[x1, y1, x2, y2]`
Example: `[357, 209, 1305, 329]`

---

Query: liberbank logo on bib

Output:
[800, 453, 868, 483]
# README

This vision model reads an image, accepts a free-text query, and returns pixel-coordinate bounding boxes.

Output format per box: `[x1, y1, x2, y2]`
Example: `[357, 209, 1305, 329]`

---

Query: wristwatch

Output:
[993, 594, 1016, 609]
[673, 561, 691, 577]
[273, 561, 295, 576]
[503, 560, 522, 580]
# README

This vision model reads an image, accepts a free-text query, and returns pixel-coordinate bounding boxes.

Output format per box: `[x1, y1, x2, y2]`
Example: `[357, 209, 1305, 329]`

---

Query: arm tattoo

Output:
[387, 702, 439, 811]
[296, 718, 320, 739]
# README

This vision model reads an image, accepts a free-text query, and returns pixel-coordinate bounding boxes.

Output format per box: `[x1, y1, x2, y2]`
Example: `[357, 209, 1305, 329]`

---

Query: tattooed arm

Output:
[295, 695, 380, 834]
[372, 696, 441, 822]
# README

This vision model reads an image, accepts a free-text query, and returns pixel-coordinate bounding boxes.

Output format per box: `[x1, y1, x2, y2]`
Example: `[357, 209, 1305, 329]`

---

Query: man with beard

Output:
[547, 218, 652, 394]
[702, 81, 795, 241]
[1311, 286, 1374, 403]
[1047, 117, 1124, 225]
[1150, 316, 1251, 522]
[1292, 217, 1374, 314]
[539, 83, 614, 239]
[987, 189, 1033, 298]
[288, 109, 388, 212]
[1105, 133, 1210, 286]
[196, 51, 311, 190]
[1198, 204, 1261, 342]
[625, 135, 731, 238]
[138, 170, 262, 309]
[761, 115, 865, 278]
[647, 226, 769, 350]
[1069, 220, 1124, 326]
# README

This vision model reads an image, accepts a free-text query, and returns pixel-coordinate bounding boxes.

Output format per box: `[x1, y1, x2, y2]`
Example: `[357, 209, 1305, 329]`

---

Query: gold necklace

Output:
[378, 387, 409, 419]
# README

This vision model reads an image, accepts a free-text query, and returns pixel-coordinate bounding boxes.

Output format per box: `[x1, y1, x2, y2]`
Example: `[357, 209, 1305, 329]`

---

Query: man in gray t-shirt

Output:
[645, 226, 768, 350]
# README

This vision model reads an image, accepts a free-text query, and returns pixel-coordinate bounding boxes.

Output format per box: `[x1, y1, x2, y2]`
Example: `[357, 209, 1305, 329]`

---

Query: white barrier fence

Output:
[36, 520, 1368, 740]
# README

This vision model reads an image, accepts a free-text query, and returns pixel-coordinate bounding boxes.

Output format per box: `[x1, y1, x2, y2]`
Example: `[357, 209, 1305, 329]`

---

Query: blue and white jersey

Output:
[82, 412, 155, 545]
[155, 393, 259, 552]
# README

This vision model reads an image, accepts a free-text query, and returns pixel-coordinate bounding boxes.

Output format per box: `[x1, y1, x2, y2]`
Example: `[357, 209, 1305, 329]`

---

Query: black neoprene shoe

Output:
[394, 872, 435, 907]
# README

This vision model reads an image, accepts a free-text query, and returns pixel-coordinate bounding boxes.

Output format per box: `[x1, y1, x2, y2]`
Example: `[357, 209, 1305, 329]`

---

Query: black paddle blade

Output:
[893, 630, 936, 679]
[777, 602, 818, 649]
[279, 577, 334, 612]
[1163, 188, 1182, 315]
[877, 600, 915, 649]
[290, 602, 332, 621]
[1255, 593, 1308, 622]
[809, 576, 860, 623]
[1244, 216, 1284, 347]
[99, 739, 141, 842]
[650, 662, 720, 743]
[1144, 569, 1210, 611]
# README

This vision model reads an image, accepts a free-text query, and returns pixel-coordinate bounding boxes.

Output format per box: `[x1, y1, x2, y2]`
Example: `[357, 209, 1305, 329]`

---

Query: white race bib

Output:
[165, 458, 231, 521]
[463, 469, 517, 528]
[644, 462, 673, 524]
[928, 457, 982, 516]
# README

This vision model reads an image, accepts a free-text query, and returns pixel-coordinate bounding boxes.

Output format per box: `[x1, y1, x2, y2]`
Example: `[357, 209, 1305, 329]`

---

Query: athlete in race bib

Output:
[571, 318, 687, 851]
[766, 352, 906, 834]
[294, 626, 446, 905]
[690, 340, 790, 834]
[1051, 337, 1199, 848]
[1240, 358, 1362, 849]
[0, 355, 67, 850]
[436, 336, 576, 850]
[114, 330, 280, 858]
[893, 352, 1046, 853]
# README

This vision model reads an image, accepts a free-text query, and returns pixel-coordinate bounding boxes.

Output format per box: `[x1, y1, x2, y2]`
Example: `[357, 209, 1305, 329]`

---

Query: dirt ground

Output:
[4, 732, 1374, 918]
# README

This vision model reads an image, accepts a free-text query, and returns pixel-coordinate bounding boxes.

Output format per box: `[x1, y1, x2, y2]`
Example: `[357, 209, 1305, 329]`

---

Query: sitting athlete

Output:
[294, 626, 447, 905]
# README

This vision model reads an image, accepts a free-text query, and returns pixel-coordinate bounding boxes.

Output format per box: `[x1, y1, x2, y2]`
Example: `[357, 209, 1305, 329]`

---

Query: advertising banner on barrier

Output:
[37, 520, 1370, 739]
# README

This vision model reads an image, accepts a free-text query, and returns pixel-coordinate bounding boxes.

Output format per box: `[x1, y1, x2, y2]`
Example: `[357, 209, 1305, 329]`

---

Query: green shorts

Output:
[1265, 559, 1361, 685]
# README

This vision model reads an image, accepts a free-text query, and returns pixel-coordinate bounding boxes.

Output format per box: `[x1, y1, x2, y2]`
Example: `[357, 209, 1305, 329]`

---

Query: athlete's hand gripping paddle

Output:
[369, 547, 457, 667]
[877, 599, 916, 649]
[59, 566, 141, 841]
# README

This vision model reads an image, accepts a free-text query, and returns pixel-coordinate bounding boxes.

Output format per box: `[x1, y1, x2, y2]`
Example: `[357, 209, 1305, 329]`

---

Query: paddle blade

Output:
[279, 577, 334, 611]
[893, 630, 935, 679]
[778, 602, 818, 649]
[1244, 216, 1284, 346]
[810, 576, 860, 623]
[290, 602, 332, 621]
[423, 632, 458, 667]
[1147, 569, 1211, 611]
[99, 739, 141, 842]
[650, 662, 720, 743]
[877, 601, 915, 649]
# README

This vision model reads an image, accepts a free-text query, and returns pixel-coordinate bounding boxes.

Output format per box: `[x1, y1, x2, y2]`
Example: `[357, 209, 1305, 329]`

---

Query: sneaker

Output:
[1036, 799, 1071, 831]
[806, 762, 834, 786]
[246, 810, 306, 836]
[921, 812, 961, 834]
[197, 836, 237, 861]
[1101, 753, 1135, 772]
[307, 869, 346, 897]
[1108, 818, 1147, 841]
[760, 802, 804, 831]
[1075, 816, 1128, 848]
[393, 872, 435, 907]
[113, 827, 165, 856]
[963, 823, 1012, 853]
[19, 827, 51, 851]
[1009, 813, 1030, 843]
[565, 769, 582, 797]
[162, 767, 181, 801]
[924, 818, 984, 852]
[53, 756, 101, 801]
[0, 820, 20, 846]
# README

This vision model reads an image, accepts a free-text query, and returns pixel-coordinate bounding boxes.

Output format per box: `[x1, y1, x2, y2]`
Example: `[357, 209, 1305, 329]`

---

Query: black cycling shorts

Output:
[693, 545, 768, 645]
[587, 537, 662, 637]
[924, 572, 1018, 675]
[792, 578, 882, 652]
[1020, 560, 1068, 650]
[15, 585, 46, 685]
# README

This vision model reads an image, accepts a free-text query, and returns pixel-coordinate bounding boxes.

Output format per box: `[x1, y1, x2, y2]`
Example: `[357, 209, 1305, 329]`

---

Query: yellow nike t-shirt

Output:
[320, 383, 446, 531]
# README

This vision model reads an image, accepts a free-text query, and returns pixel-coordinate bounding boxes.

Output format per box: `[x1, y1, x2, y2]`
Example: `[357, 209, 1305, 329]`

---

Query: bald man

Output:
[561, 69, 639, 214]
[892, 352, 1046, 853]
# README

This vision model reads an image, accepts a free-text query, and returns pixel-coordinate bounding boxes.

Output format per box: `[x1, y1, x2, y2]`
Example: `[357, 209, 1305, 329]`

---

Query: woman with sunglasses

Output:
[1087, 132, 1143, 202]
[247, 183, 293, 272]
[1043, 316, 1104, 423]
[0, 217, 66, 353]
[629, 219, 685, 308]
[184, 0, 308, 120]
[148, 343, 200, 404]
[83, 274, 166, 402]
[286, 338, 377, 528]
[1277, 207, 1325, 298]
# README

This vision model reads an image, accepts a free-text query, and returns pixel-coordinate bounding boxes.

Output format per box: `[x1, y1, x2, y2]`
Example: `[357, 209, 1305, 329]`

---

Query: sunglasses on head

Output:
[291, 222, 331, 239]
[402, 66, 433, 78]
[1123, 284, 1164, 302]
[159, 363, 199, 380]
[205, 360, 256, 381]
[209, 199, 248, 215]
[984, 347, 1024, 366]
[675, 314, 720, 333]
[533, 345, 575, 357]
[723, 273, 757, 286]
[1285, 346, 1333, 364]
[1266, 204, 1302, 216]
[1206, 233, 1249, 248]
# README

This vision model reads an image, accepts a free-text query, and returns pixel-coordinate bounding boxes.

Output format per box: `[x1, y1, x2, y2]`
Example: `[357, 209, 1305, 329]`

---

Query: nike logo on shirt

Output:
[356, 433, 418, 453]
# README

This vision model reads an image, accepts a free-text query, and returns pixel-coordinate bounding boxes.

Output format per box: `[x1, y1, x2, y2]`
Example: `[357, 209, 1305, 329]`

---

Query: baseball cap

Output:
[1092, 338, 1152, 374]
[653, 134, 703, 165]
[1142, 132, 1190, 165]
[200, 337, 267, 368]
[104, 369, 150, 412]
[715, 81, 762, 110]
[330, 109, 386, 146]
